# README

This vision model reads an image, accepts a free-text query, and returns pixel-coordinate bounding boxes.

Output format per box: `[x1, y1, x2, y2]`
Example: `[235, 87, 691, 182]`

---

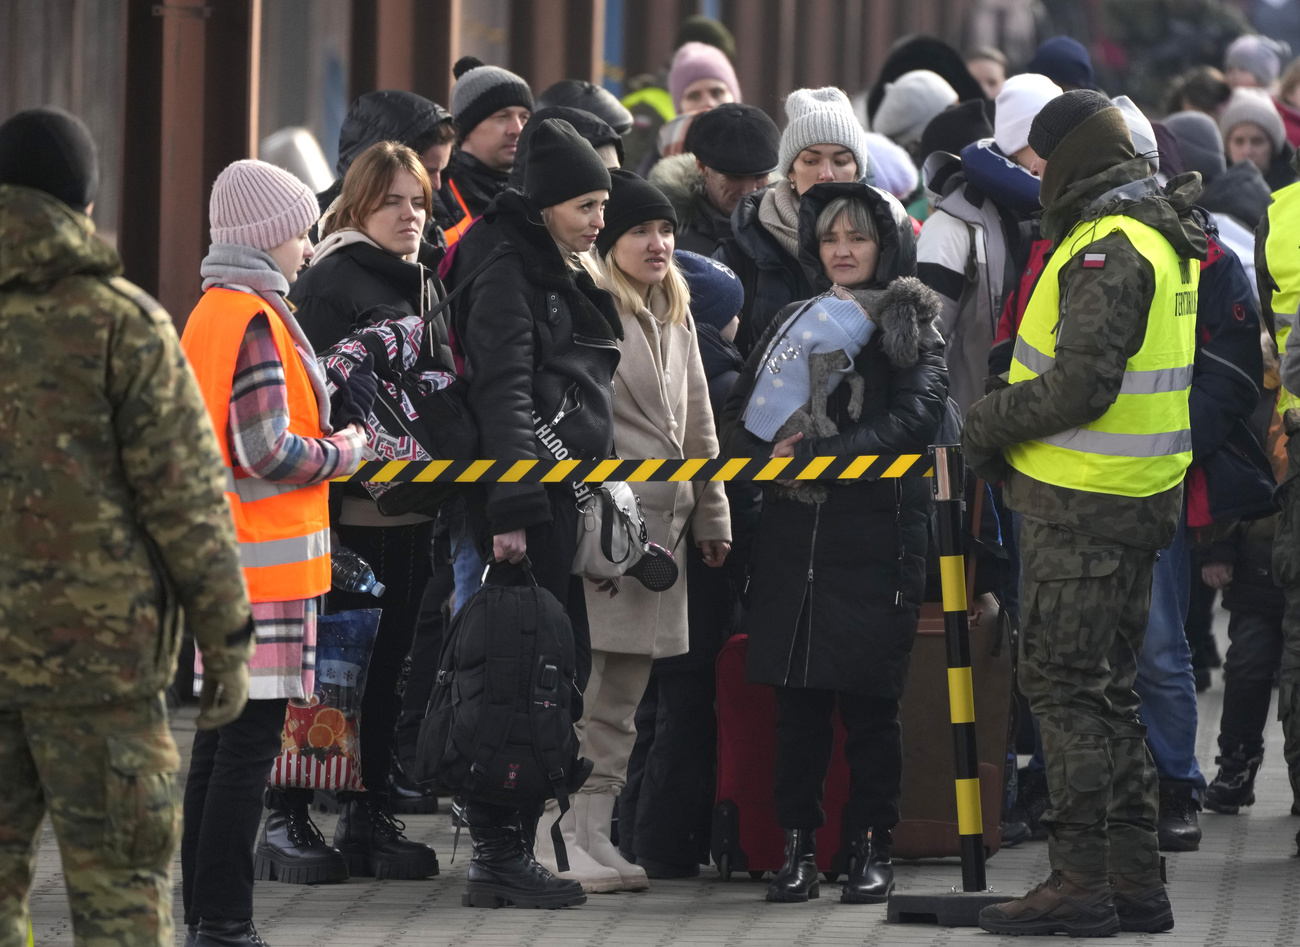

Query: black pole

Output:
[930, 444, 987, 893]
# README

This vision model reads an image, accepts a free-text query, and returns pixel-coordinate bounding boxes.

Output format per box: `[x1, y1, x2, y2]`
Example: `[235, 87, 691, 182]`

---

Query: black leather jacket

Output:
[450, 189, 623, 534]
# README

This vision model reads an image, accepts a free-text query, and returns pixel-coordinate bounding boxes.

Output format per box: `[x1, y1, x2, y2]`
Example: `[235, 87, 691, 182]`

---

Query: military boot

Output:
[978, 870, 1119, 937]
[1157, 781, 1202, 851]
[841, 827, 894, 904]
[253, 791, 348, 885]
[463, 803, 587, 909]
[1205, 746, 1264, 814]
[193, 919, 269, 947]
[333, 793, 440, 879]
[1111, 869, 1174, 933]
[766, 829, 819, 902]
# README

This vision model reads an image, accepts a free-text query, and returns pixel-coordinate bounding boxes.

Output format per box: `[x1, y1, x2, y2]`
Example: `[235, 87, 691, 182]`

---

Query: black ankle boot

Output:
[193, 919, 269, 947]
[388, 758, 440, 814]
[766, 828, 820, 902]
[253, 792, 348, 885]
[333, 793, 440, 879]
[841, 827, 894, 903]
[1205, 746, 1263, 814]
[463, 802, 587, 909]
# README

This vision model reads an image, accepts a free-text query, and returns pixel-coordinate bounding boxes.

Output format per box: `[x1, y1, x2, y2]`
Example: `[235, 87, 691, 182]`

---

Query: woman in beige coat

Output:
[534, 170, 731, 893]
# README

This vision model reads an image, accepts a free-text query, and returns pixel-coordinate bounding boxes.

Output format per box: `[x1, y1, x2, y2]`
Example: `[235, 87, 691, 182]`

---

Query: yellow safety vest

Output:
[1265, 181, 1300, 412]
[622, 86, 676, 123]
[1005, 213, 1198, 498]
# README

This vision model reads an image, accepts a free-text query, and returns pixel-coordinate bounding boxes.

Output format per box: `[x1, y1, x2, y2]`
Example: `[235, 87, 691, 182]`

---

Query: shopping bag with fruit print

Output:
[270, 608, 381, 791]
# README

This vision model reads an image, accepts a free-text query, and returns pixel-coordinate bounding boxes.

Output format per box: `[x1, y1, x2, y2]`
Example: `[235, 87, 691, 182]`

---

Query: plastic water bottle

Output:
[332, 546, 386, 596]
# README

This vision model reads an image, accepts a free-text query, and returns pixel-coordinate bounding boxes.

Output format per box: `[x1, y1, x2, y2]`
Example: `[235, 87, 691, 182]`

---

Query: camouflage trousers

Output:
[1017, 517, 1161, 874]
[1272, 480, 1300, 795]
[0, 695, 179, 947]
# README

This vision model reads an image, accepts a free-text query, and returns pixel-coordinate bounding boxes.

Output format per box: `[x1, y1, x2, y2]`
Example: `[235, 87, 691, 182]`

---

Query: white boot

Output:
[576, 790, 649, 891]
[533, 798, 622, 894]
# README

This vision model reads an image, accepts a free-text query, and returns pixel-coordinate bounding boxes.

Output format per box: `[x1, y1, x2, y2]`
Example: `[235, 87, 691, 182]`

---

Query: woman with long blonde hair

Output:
[532, 169, 732, 892]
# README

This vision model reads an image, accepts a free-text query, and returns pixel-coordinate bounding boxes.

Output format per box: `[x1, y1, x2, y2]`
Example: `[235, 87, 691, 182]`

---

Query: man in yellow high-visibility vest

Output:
[963, 90, 1207, 938]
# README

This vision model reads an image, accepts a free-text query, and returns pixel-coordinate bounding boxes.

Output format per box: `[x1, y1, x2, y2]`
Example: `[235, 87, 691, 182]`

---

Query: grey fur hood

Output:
[648, 153, 722, 232]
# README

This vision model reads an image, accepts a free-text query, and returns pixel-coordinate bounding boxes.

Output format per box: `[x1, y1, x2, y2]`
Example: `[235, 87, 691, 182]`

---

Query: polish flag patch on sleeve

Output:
[1082, 252, 1107, 268]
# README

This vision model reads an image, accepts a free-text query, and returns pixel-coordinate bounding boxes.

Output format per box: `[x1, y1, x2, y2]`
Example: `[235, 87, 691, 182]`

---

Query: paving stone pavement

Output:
[26, 607, 1300, 945]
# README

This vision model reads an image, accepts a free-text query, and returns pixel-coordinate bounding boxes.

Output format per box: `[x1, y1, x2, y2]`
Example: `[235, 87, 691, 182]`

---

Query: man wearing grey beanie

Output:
[440, 56, 534, 245]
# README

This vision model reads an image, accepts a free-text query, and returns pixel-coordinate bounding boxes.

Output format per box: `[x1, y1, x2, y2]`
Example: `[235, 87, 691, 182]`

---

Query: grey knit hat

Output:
[450, 56, 534, 137]
[1224, 34, 1290, 88]
[209, 159, 319, 250]
[778, 87, 870, 179]
[872, 70, 959, 148]
[1164, 110, 1226, 182]
[1219, 87, 1286, 156]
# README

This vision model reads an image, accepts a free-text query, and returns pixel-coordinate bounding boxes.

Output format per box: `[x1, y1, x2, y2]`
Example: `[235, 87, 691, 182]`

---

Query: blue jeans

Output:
[452, 523, 483, 616]
[1134, 513, 1205, 793]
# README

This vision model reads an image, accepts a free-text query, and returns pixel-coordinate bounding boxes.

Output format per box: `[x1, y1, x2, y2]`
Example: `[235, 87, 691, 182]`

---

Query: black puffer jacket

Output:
[714, 186, 812, 358]
[450, 189, 623, 534]
[289, 237, 451, 364]
[720, 182, 947, 698]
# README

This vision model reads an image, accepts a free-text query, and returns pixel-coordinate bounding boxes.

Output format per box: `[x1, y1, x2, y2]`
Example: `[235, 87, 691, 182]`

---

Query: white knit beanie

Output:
[872, 70, 958, 148]
[993, 73, 1062, 156]
[210, 159, 319, 250]
[1219, 87, 1287, 156]
[778, 87, 870, 180]
[1111, 95, 1159, 172]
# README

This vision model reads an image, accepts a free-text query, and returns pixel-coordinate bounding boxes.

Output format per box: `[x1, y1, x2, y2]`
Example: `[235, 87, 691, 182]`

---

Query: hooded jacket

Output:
[720, 182, 947, 697]
[0, 184, 252, 706]
[450, 189, 623, 534]
[649, 153, 737, 256]
[962, 107, 1209, 550]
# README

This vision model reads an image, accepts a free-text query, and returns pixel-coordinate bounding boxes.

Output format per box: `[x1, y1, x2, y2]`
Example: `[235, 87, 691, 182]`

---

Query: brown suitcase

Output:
[894, 485, 1013, 860]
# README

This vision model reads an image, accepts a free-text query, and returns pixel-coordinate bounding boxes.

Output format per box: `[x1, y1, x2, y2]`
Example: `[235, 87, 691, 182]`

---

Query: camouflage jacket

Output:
[0, 185, 252, 708]
[963, 147, 1208, 551]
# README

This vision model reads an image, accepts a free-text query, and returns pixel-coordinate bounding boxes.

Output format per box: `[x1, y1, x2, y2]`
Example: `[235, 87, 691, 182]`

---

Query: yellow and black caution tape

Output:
[333, 454, 934, 483]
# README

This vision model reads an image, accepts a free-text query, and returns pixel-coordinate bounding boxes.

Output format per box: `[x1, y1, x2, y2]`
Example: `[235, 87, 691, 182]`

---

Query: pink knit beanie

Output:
[209, 158, 319, 250]
[668, 41, 741, 112]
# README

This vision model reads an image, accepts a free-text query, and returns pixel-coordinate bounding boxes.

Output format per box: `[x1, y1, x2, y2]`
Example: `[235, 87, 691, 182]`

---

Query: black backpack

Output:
[415, 559, 591, 868]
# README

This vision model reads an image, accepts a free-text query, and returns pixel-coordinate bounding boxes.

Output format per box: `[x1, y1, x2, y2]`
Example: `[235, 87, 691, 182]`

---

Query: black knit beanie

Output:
[0, 107, 99, 210]
[1028, 89, 1113, 160]
[919, 99, 994, 163]
[524, 119, 612, 210]
[450, 56, 534, 138]
[596, 169, 678, 258]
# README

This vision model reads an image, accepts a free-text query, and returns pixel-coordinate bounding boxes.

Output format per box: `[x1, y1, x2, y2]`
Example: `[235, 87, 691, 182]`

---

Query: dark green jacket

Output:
[962, 108, 1208, 550]
[0, 185, 252, 707]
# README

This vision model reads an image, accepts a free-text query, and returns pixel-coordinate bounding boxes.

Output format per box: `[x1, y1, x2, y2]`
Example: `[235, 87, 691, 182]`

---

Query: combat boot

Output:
[1157, 781, 1202, 851]
[840, 827, 894, 904]
[193, 919, 269, 947]
[978, 870, 1119, 937]
[1111, 869, 1174, 933]
[253, 791, 348, 885]
[766, 829, 819, 902]
[463, 803, 587, 909]
[333, 793, 439, 879]
[1205, 746, 1264, 814]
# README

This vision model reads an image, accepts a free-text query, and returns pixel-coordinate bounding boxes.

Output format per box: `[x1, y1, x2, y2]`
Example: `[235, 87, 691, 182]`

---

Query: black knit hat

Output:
[596, 169, 678, 258]
[510, 107, 622, 190]
[1028, 89, 1113, 160]
[0, 107, 99, 210]
[918, 99, 994, 163]
[450, 56, 534, 137]
[537, 79, 634, 136]
[524, 119, 612, 210]
[686, 103, 780, 175]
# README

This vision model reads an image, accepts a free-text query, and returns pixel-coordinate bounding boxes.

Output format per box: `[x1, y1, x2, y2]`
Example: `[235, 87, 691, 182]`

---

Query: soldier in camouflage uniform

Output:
[0, 108, 254, 947]
[963, 92, 1207, 937]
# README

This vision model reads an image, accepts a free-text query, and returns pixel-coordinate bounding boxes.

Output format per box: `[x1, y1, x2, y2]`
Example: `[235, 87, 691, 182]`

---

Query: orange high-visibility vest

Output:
[181, 288, 331, 603]
[442, 178, 475, 246]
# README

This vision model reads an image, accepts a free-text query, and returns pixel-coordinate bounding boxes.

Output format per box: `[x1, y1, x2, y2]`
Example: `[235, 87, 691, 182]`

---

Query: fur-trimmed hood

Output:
[648, 153, 726, 233]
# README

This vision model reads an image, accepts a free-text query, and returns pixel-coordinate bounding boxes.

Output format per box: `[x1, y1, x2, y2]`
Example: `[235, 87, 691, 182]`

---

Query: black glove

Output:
[327, 354, 377, 431]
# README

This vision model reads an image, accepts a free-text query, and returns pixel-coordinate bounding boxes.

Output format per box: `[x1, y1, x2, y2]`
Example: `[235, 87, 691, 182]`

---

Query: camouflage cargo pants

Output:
[1273, 479, 1300, 795]
[0, 695, 179, 947]
[1017, 517, 1161, 874]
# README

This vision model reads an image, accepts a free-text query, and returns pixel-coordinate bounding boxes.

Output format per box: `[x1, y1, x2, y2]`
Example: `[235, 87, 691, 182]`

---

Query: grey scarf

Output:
[758, 181, 802, 259]
[200, 243, 332, 431]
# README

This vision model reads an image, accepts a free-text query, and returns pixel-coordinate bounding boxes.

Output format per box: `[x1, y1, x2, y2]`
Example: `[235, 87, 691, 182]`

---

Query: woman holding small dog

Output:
[721, 181, 947, 906]
[532, 170, 732, 893]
